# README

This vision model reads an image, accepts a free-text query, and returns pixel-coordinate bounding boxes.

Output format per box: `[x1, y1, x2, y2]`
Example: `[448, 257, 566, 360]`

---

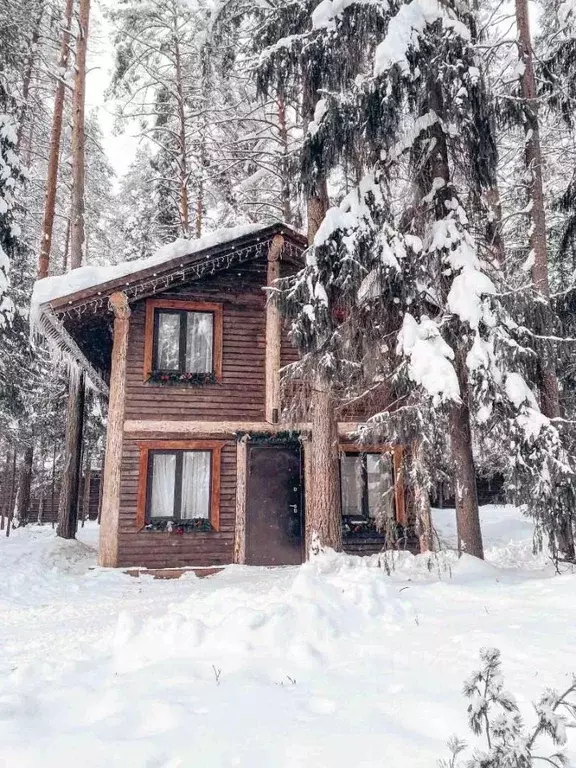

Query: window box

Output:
[146, 371, 218, 386]
[144, 518, 214, 533]
[143, 299, 223, 384]
[136, 440, 223, 532]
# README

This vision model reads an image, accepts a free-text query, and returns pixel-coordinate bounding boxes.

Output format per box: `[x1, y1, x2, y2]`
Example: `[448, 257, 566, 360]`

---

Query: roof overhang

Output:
[34, 223, 307, 395]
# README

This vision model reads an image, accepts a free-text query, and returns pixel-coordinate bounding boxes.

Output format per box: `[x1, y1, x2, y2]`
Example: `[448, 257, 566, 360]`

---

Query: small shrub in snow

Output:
[440, 648, 576, 767]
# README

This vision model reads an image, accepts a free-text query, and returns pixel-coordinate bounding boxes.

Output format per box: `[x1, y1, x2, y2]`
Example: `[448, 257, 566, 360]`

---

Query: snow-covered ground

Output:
[1, 506, 575, 767]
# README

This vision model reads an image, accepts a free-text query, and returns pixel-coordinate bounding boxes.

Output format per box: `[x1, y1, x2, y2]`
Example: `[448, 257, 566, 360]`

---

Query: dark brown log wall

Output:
[116, 253, 408, 567]
[117, 437, 236, 568]
[119, 258, 275, 567]
[0, 473, 101, 524]
[124, 260, 272, 422]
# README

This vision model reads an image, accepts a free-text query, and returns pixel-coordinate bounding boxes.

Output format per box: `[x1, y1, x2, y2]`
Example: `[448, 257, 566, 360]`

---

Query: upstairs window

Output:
[144, 299, 223, 383]
[155, 310, 213, 373]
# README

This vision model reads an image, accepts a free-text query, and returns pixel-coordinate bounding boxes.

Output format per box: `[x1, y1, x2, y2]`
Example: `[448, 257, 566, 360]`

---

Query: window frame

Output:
[143, 299, 223, 383]
[338, 444, 406, 526]
[136, 440, 223, 531]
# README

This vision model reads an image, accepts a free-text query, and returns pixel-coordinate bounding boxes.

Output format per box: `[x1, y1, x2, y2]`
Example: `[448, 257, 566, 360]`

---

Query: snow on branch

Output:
[373, 0, 471, 76]
[397, 313, 461, 404]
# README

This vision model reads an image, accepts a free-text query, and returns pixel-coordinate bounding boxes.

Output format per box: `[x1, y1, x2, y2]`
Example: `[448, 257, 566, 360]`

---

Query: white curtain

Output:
[367, 453, 394, 526]
[185, 312, 213, 373]
[150, 453, 176, 517]
[156, 313, 180, 370]
[181, 451, 211, 519]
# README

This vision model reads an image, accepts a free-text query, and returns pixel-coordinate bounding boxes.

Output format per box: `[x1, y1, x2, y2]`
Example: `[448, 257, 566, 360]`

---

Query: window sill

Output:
[146, 371, 218, 386]
[144, 519, 215, 533]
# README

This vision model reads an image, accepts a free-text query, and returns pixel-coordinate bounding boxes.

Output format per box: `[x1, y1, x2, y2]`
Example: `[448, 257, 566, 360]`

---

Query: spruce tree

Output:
[253, 0, 398, 552]
[267, 0, 576, 559]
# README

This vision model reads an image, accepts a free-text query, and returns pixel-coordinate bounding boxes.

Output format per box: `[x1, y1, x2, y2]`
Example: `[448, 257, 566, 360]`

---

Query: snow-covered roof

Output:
[32, 223, 290, 313]
[31, 222, 306, 396]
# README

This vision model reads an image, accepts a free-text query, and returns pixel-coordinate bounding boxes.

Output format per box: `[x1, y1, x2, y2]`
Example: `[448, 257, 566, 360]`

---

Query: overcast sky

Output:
[86, 0, 138, 183]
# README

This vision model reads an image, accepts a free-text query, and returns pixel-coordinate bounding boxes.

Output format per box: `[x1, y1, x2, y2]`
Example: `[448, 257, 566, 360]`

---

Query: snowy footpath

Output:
[1, 507, 575, 767]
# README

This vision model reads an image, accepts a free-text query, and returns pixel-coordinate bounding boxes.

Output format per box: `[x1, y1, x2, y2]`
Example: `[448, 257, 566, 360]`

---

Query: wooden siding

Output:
[117, 437, 236, 568]
[0, 473, 101, 524]
[114, 250, 413, 568]
[124, 260, 270, 423]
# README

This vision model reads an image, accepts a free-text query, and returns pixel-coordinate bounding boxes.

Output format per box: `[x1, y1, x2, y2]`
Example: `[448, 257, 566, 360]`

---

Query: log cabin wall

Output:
[124, 259, 269, 423]
[116, 254, 301, 568]
[117, 437, 237, 568]
[113, 252, 410, 568]
[0, 472, 101, 525]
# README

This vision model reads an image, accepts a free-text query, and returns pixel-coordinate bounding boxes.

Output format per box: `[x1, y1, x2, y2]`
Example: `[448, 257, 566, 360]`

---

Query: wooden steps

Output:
[124, 566, 224, 580]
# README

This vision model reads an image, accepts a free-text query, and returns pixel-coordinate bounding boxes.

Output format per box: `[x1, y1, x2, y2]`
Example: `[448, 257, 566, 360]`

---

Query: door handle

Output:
[289, 504, 299, 515]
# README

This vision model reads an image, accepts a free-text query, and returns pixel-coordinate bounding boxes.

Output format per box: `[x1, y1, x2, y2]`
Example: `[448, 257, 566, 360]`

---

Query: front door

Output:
[245, 444, 303, 565]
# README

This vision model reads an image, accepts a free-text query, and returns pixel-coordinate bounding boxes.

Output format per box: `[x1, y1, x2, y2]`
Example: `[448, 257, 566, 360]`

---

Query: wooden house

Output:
[33, 223, 412, 570]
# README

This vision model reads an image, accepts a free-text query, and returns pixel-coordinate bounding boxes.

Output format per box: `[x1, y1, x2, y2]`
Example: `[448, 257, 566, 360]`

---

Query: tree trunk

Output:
[81, 450, 91, 527]
[51, 441, 57, 528]
[57, 372, 85, 539]
[308, 379, 343, 553]
[37, 0, 75, 279]
[62, 216, 71, 272]
[173, 29, 190, 237]
[37, 487, 45, 525]
[302, 64, 342, 554]
[0, 449, 12, 531]
[69, 0, 90, 269]
[16, 4, 44, 150]
[450, 351, 484, 558]
[515, 0, 573, 557]
[16, 446, 34, 525]
[6, 451, 17, 538]
[515, 0, 560, 416]
[278, 96, 292, 225]
[305, 179, 342, 554]
[417, 77, 484, 559]
[57, 0, 90, 540]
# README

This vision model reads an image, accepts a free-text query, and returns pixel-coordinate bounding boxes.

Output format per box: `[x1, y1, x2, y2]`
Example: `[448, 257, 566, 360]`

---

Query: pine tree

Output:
[252, 0, 403, 552]
[441, 648, 576, 767]
[0, 9, 24, 330]
[262, 0, 576, 559]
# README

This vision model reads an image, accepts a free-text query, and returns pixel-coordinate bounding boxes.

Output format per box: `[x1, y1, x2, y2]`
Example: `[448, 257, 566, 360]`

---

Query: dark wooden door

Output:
[245, 444, 303, 566]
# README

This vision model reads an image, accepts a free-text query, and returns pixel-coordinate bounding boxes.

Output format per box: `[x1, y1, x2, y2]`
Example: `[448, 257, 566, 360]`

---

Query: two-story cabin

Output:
[33, 223, 411, 571]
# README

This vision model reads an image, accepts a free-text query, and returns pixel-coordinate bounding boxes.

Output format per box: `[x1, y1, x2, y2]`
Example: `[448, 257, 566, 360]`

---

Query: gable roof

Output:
[32, 222, 306, 395]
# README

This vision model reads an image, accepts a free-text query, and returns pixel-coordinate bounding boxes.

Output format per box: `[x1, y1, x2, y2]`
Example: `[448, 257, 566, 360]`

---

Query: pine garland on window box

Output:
[147, 371, 217, 385]
[144, 518, 214, 533]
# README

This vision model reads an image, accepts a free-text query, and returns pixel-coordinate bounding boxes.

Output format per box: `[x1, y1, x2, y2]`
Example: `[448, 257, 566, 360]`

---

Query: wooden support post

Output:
[99, 292, 131, 567]
[234, 435, 249, 564]
[265, 234, 284, 424]
[409, 442, 433, 553]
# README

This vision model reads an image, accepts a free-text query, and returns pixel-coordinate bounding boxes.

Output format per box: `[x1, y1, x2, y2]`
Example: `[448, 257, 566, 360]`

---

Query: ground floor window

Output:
[340, 450, 396, 537]
[137, 441, 222, 532]
[148, 450, 211, 520]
